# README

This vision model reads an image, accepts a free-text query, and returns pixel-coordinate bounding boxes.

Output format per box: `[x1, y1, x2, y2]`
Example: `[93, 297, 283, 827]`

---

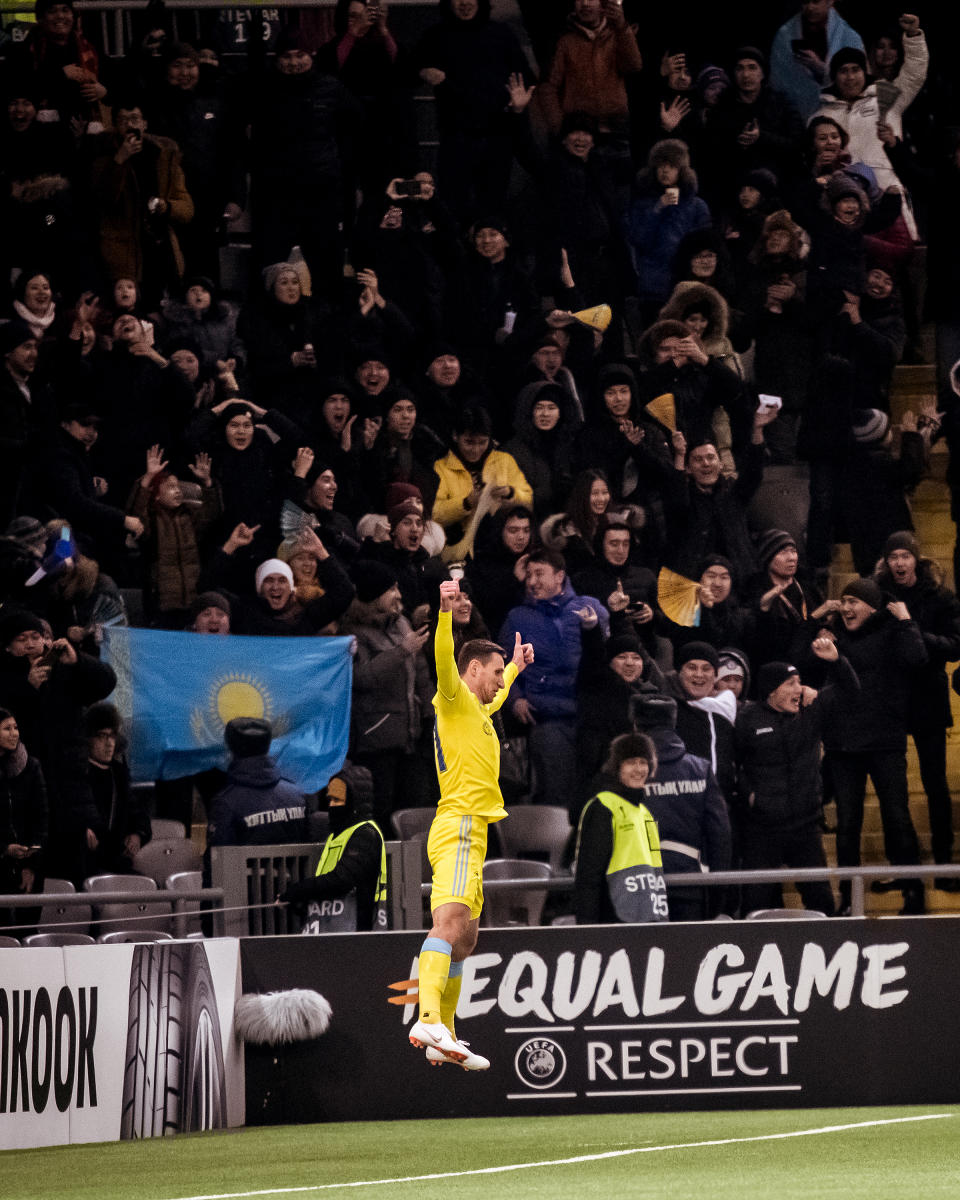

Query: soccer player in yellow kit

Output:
[409, 579, 534, 1070]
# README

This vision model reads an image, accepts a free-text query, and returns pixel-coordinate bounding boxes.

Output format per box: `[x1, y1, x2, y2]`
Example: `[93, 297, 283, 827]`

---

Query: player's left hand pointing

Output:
[512, 631, 534, 673]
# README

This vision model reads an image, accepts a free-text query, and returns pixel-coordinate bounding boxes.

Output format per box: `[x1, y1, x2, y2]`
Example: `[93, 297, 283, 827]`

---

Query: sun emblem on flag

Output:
[191, 672, 287, 743]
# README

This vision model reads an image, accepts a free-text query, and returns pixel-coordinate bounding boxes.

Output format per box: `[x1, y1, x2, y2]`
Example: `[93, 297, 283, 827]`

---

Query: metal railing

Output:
[427, 863, 960, 924]
[0, 886, 226, 938]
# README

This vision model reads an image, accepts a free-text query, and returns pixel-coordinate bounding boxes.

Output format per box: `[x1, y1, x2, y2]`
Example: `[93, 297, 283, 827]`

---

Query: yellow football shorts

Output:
[428, 812, 488, 918]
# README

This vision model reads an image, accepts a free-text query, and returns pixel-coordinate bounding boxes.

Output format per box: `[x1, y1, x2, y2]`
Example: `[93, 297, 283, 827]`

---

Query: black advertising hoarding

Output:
[240, 920, 960, 1123]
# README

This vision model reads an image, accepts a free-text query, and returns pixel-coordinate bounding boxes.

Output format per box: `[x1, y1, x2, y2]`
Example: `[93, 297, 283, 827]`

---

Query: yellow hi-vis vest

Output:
[577, 790, 668, 922]
[301, 820, 387, 934]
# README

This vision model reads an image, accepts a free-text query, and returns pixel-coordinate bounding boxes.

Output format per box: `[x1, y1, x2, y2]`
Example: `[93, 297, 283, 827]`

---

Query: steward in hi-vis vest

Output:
[574, 732, 668, 923]
[278, 765, 387, 932]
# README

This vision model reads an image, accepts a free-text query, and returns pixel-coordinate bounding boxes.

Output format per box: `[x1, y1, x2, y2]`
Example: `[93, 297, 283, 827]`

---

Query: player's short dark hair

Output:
[457, 638, 505, 674]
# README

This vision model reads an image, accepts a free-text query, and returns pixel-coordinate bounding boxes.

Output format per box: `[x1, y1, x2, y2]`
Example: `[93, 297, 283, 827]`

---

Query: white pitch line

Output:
[167, 1113, 953, 1200]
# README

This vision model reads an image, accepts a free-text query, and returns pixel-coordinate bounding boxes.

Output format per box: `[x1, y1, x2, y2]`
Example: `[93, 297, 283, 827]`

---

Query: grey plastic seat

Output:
[745, 908, 829, 920]
[82, 873, 172, 935]
[391, 807, 435, 878]
[497, 805, 572, 871]
[150, 818, 188, 840]
[38, 877, 92, 936]
[390, 807, 436, 841]
[132, 837, 202, 886]
[165, 870, 203, 937]
[0, 935, 20, 947]
[97, 929, 174, 944]
[481, 859, 552, 927]
[23, 932, 96, 946]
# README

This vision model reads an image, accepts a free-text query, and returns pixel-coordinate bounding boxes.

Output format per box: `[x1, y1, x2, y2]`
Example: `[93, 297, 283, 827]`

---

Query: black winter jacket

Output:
[822, 610, 927, 753]
[735, 654, 858, 828]
[876, 563, 960, 731]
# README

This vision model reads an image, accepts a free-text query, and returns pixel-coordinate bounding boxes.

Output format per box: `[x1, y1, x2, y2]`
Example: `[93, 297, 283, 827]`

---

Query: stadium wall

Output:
[0, 940, 244, 1150]
[240, 920, 960, 1121]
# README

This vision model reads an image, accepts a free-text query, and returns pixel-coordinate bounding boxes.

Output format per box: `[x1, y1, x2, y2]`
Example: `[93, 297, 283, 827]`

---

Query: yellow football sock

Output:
[440, 961, 463, 1039]
[417, 937, 452, 1025]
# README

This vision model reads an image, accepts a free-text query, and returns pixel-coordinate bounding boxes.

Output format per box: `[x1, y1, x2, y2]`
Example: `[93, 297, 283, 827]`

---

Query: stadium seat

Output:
[481, 859, 552, 927]
[23, 932, 96, 946]
[38, 877, 92, 936]
[97, 930, 174, 944]
[745, 908, 830, 920]
[0, 935, 20, 947]
[391, 807, 435, 878]
[82, 873, 172, 935]
[165, 870, 203, 937]
[390, 807, 435, 841]
[150, 818, 188, 840]
[497, 805, 572, 871]
[133, 837, 202, 885]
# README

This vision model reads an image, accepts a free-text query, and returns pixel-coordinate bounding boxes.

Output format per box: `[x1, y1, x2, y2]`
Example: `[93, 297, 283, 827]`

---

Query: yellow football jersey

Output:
[432, 611, 517, 821]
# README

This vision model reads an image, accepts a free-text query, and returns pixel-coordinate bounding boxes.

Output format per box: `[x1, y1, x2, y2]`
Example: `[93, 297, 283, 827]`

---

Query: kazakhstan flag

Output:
[102, 628, 353, 791]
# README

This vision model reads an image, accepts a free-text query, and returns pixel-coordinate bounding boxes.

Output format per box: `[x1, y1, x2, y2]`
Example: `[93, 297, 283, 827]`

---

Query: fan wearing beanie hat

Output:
[190, 591, 232, 634]
[336, 565, 433, 828]
[827, 560, 928, 913]
[839, 577, 884, 627]
[876, 530, 960, 881]
[732, 631, 852, 916]
[207, 717, 307, 853]
[716, 647, 750, 701]
[256, 558, 295, 609]
[219, 528, 355, 636]
[350, 559, 400, 606]
[666, 639, 738, 807]
[574, 730, 666, 925]
[747, 528, 827, 670]
[80, 700, 155, 877]
[573, 626, 667, 807]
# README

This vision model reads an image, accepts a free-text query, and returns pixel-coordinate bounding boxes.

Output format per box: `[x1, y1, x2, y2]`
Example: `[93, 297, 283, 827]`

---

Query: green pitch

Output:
[8, 1106, 958, 1200]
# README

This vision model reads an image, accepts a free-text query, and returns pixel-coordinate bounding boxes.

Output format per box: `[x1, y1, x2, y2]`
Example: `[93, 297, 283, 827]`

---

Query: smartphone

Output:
[395, 179, 422, 198]
[664, 186, 680, 205]
[39, 647, 59, 667]
[791, 39, 810, 56]
[758, 394, 783, 411]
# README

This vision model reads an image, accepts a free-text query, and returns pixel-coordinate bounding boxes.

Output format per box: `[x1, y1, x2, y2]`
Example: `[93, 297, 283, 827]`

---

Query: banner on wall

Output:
[0, 940, 244, 1150]
[240, 920, 960, 1123]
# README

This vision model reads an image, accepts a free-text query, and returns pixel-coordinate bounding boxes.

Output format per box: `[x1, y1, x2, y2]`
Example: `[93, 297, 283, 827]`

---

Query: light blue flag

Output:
[102, 628, 353, 791]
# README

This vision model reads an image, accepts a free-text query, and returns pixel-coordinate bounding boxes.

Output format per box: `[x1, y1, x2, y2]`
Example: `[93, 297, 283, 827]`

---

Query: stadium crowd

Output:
[2, 0, 960, 926]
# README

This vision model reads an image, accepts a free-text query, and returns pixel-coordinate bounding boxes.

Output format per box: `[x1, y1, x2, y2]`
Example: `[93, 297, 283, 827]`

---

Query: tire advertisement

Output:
[0, 940, 243, 1150]
[239, 919, 960, 1123]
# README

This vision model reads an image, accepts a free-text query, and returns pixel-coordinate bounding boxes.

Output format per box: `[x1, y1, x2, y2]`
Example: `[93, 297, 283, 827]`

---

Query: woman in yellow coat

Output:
[432, 406, 532, 562]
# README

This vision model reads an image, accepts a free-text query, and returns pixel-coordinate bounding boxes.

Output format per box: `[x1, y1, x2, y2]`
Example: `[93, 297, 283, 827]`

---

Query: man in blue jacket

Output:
[499, 547, 607, 809]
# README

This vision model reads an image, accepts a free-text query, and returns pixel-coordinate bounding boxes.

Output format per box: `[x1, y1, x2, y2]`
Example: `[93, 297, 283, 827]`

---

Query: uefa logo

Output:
[514, 1037, 568, 1090]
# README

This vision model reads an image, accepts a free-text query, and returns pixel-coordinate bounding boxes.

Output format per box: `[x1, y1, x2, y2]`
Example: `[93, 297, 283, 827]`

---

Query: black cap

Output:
[757, 661, 799, 700]
[225, 717, 272, 758]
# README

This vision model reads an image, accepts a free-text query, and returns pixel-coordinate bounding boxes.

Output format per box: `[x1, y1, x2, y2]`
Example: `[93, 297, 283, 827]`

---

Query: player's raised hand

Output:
[439, 579, 460, 611]
[511, 631, 534, 673]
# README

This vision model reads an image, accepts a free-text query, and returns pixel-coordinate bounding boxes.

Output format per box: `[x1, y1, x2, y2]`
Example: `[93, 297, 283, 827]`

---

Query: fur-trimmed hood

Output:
[659, 281, 730, 348]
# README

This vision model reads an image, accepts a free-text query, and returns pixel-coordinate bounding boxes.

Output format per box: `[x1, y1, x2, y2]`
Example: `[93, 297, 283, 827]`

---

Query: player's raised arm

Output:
[435, 580, 461, 700]
[511, 630, 534, 674]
